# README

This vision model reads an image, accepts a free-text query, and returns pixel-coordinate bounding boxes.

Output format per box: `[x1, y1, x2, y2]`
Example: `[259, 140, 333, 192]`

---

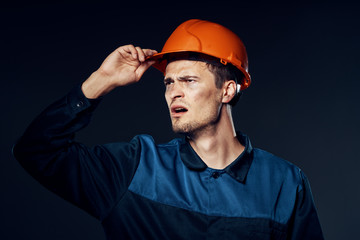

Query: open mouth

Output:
[171, 105, 188, 115]
[174, 107, 188, 113]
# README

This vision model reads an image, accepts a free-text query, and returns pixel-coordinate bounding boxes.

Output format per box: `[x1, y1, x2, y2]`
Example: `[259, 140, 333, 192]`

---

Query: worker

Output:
[13, 19, 324, 239]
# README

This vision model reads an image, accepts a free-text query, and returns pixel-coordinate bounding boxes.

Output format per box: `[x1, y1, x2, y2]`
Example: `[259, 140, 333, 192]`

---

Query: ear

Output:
[222, 80, 237, 104]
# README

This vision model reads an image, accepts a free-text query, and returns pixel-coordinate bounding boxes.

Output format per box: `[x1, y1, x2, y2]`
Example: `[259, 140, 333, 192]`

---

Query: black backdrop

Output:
[1, 3, 359, 240]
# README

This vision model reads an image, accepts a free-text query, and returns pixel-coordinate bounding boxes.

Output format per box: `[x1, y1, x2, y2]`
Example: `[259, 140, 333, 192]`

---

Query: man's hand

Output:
[82, 45, 158, 99]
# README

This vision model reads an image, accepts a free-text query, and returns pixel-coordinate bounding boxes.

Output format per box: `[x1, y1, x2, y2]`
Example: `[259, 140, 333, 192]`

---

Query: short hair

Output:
[166, 52, 244, 105]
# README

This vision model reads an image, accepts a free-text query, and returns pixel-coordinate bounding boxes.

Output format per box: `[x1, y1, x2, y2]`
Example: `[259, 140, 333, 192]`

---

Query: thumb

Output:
[136, 60, 156, 79]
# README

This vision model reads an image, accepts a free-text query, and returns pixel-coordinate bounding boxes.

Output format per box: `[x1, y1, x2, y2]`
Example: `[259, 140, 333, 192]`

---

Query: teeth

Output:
[174, 108, 187, 112]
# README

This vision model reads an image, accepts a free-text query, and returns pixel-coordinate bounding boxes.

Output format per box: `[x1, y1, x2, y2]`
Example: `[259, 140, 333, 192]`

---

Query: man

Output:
[13, 19, 324, 239]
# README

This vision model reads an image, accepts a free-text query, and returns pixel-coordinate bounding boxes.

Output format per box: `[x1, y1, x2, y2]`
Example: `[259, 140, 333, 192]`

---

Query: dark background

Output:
[1, 2, 359, 239]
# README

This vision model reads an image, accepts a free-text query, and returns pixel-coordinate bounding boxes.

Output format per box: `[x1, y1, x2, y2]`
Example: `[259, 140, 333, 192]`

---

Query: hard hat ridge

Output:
[149, 19, 251, 90]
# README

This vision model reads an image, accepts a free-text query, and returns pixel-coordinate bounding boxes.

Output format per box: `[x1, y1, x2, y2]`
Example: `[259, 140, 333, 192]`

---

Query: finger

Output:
[135, 46, 146, 62]
[119, 44, 138, 59]
[143, 49, 158, 57]
[136, 60, 156, 79]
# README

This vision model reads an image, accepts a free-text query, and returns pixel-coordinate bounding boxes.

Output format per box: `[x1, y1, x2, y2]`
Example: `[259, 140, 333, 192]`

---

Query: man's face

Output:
[164, 60, 224, 135]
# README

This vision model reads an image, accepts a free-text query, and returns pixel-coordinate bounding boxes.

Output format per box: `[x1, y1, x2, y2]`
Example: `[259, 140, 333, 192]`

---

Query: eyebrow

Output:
[164, 75, 199, 81]
[178, 75, 199, 80]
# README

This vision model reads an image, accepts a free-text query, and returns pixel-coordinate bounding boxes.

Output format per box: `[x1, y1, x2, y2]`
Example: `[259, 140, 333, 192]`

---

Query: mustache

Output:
[170, 99, 189, 108]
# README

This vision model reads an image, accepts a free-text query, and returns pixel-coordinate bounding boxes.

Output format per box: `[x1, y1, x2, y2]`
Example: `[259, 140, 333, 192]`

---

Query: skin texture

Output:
[164, 60, 224, 136]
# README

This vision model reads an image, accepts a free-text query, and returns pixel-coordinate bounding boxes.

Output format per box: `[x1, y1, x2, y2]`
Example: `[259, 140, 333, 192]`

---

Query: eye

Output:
[164, 78, 173, 86]
[177, 75, 198, 84]
[183, 78, 197, 84]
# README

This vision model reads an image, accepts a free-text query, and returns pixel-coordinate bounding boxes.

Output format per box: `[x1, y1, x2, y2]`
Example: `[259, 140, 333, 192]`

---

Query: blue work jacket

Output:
[13, 84, 324, 239]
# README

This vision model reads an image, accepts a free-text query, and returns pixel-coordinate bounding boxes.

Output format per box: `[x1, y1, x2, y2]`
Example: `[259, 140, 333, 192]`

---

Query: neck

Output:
[188, 104, 244, 169]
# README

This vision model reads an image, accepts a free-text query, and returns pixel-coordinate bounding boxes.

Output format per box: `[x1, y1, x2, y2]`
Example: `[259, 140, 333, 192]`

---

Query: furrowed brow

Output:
[178, 75, 199, 80]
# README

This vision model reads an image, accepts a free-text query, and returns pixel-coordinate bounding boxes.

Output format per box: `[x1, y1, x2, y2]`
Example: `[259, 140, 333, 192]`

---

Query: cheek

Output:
[193, 88, 221, 104]
[164, 93, 171, 107]
[192, 87, 212, 100]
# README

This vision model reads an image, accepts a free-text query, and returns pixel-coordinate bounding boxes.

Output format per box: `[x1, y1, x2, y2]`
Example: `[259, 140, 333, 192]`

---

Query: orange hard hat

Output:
[149, 19, 251, 90]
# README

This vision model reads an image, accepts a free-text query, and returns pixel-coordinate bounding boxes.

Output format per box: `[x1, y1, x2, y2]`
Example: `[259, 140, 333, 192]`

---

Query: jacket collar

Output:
[179, 132, 253, 183]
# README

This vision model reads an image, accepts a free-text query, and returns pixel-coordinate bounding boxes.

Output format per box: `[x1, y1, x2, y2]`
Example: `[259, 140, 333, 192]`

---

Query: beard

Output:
[169, 90, 224, 137]
[172, 120, 205, 135]
[171, 106, 221, 137]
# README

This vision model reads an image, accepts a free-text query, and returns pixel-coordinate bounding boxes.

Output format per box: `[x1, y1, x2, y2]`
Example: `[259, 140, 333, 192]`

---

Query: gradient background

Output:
[1, 2, 359, 240]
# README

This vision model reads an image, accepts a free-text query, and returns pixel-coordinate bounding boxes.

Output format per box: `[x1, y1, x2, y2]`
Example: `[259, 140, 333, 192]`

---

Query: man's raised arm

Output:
[12, 45, 157, 220]
[82, 45, 157, 99]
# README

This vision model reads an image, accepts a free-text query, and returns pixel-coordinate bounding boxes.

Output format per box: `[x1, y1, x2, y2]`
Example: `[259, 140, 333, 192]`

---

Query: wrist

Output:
[81, 71, 116, 99]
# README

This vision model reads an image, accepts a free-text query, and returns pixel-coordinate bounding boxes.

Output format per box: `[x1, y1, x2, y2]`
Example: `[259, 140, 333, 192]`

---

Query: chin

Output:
[172, 125, 188, 135]
[171, 121, 208, 136]
[171, 122, 192, 135]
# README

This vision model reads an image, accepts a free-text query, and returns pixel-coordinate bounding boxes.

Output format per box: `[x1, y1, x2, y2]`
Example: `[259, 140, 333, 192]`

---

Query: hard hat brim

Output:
[147, 51, 251, 90]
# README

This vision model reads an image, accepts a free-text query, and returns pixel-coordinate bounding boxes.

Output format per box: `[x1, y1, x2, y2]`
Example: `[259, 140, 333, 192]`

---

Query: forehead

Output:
[165, 60, 212, 78]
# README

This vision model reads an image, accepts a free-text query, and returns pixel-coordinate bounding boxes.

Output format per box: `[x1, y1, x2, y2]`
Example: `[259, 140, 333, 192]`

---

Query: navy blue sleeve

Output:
[288, 171, 324, 240]
[12, 84, 141, 220]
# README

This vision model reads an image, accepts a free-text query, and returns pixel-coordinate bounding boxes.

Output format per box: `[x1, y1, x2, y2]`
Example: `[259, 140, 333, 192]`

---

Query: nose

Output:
[166, 82, 184, 100]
